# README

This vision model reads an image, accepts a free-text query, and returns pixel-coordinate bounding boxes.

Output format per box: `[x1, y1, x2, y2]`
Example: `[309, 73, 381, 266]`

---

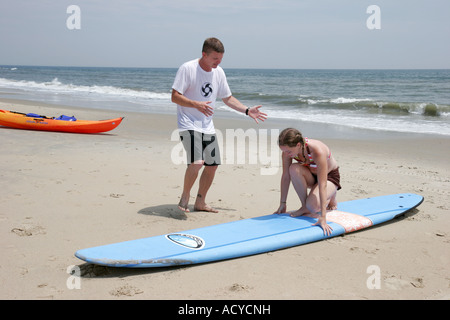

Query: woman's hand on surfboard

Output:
[313, 216, 333, 236]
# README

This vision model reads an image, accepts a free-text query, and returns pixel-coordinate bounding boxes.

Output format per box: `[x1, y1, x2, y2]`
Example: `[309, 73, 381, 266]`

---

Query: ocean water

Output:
[0, 65, 449, 136]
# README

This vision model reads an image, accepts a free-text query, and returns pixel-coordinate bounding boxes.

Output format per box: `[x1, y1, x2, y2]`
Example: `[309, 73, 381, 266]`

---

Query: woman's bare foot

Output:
[289, 207, 312, 217]
[327, 195, 337, 210]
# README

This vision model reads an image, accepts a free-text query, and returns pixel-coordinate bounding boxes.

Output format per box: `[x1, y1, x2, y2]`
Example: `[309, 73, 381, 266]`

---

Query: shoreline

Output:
[2, 96, 448, 169]
[0, 97, 449, 300]
[2, 95, 449, 139]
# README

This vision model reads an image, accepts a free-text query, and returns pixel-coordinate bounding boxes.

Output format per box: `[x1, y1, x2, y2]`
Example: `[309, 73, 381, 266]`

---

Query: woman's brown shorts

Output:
[327, 167, 342, 190]
[312, 167, 342, 190]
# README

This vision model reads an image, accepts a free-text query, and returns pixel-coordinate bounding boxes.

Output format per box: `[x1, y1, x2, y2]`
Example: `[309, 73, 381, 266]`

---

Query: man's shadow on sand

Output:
[137, 203, 232, 220]
[138, 204, 188, 220]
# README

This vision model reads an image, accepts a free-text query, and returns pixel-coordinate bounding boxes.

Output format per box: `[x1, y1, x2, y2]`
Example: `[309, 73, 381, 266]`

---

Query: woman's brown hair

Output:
[278, 128, 304, 148]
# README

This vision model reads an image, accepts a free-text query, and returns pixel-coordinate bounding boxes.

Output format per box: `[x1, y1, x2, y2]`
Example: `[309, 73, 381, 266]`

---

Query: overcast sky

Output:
[1, 0, 449, 69]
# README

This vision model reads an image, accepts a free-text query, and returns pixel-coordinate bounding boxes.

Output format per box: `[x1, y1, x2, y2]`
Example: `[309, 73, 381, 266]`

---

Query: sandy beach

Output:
[0, 98, 449, 300]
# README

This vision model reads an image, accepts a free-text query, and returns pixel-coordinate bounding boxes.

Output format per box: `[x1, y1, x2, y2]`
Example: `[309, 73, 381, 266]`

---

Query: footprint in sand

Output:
[109, 284, 144, 297]
[11, 225, 46, 236]
[228, 283, 252, 292]
[109, 193, 125, 198]
[384, 276, 425, 290]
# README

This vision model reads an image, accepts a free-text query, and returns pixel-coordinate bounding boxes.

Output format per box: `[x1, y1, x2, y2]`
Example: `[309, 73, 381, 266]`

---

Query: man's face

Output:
[200, 51, 224, 71]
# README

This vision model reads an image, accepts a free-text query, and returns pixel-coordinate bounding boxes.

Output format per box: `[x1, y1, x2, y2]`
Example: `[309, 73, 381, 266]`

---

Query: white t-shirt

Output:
[172, 59, 232, 134]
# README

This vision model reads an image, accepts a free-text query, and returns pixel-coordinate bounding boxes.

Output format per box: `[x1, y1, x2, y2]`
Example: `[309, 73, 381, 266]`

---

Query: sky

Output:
[0, 0, 449, 69]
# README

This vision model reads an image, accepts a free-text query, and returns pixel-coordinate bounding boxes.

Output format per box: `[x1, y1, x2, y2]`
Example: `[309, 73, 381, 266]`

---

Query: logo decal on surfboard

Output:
[166, 233, 205, 250]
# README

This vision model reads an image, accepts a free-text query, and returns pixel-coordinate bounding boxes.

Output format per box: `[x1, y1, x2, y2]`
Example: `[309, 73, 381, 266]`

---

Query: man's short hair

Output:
[202, 37, 225, 54]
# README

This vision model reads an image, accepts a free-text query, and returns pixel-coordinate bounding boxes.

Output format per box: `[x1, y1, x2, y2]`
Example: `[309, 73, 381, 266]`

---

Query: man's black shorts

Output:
[179, 130, 221, 166]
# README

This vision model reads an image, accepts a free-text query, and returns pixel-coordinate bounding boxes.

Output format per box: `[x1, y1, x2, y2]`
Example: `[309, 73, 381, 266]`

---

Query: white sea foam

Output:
[330, 97, 373, 104]
[254, 105, 450, 136]
[0, 77, 171, 101]
[305, 97, 372, 105]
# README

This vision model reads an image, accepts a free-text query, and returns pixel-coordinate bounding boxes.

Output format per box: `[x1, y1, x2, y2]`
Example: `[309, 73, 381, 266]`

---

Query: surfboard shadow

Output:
[75, 256, 246, 279]
[138, 204, 188, 220]
[76, 262, 185, 278]
[369, 206, 420, 230]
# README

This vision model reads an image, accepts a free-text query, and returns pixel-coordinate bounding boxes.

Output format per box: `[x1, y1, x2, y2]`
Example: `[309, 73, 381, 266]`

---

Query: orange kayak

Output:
[0, 110, 123, 134]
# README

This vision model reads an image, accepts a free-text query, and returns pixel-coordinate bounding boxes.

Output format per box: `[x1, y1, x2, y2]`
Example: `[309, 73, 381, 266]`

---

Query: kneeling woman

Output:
[274, 128, 341, 236]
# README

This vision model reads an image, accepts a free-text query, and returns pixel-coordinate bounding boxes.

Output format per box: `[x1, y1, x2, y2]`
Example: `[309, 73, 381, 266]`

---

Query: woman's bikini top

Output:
[293, 137, 331, 169]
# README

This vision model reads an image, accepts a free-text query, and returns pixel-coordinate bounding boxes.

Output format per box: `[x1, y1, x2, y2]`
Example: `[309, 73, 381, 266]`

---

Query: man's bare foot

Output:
[193, 204, 219, 213]
[178, 197, 190, 213]
[194, 193, 218, 213]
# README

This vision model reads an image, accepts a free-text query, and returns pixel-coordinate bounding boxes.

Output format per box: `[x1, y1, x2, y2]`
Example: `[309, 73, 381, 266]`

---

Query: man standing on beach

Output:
[172, 37, 267, 213]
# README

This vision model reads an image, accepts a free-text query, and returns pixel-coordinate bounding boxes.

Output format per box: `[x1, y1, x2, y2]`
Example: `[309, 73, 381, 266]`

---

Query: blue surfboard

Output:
[75, 193, 423, 268]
